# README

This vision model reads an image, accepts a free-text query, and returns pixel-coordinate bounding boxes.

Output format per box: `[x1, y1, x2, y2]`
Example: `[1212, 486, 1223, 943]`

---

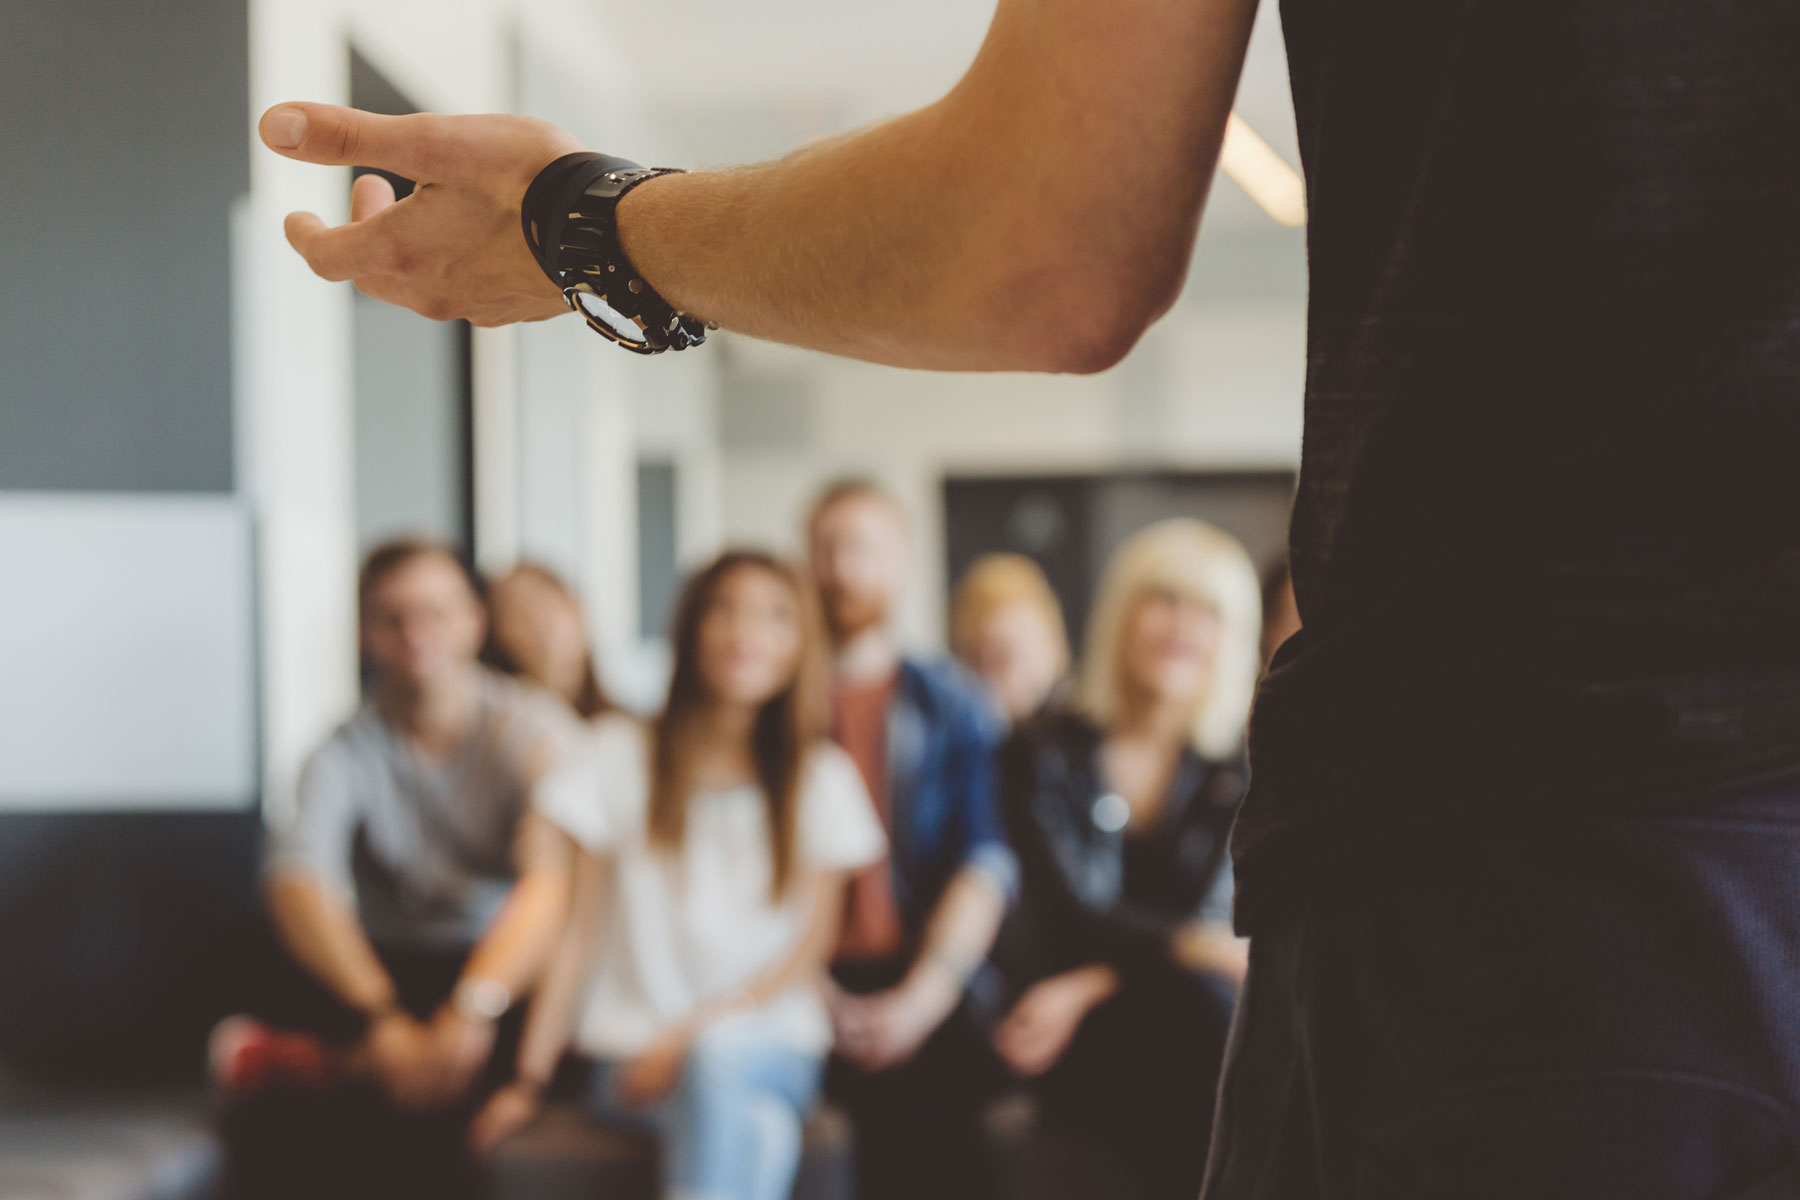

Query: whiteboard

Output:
[0, 494, 258, 809]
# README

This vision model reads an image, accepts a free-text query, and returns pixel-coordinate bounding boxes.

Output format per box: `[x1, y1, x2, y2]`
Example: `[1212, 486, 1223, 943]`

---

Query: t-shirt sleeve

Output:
[532, 715, 643, 853]
[797, 743, 888, 872]
[263, 737, 360, 898]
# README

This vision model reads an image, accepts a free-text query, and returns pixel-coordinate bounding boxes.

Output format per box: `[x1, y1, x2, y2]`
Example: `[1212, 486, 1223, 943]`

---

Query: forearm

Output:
[617, 0, 1256, 373]
[510, 924, 588, 1086]
[511, 857, 605, 1085]
[260, 0, 1257, 359]
[459, 810, 577, 1000]
[455, 868, 570, 1002]
[905, 865, 1007, 994]
[617, 110, 1008, 370]
[1053, 962, 1121, 1008]
[1173, 918, 1249, 983]
[265, 873, 398, 1016]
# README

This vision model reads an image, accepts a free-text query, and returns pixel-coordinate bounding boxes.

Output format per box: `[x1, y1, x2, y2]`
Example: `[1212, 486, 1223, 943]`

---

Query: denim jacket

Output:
[885, 658, 1018, 931]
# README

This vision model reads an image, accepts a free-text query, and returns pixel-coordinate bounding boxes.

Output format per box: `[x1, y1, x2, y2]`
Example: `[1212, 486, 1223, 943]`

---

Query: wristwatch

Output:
[521, 151, 711, 355]
[452, 976, 513, 1023]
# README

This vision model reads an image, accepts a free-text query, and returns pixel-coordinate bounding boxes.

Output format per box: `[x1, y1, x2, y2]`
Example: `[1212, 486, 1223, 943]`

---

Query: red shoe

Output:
[209, 1015, 334, 1096]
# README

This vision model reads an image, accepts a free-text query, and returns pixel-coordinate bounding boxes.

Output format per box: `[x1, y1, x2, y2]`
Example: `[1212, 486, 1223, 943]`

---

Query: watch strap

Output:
[522, 152, 709, 354]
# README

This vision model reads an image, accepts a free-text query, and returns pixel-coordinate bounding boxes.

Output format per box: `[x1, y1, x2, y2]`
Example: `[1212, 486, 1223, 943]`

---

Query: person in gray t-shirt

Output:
[254, 539, 580, 1123]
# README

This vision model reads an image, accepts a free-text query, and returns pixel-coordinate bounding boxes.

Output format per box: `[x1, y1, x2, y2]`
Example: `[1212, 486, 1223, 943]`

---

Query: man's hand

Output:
[361, 1009, 440, 1109]
[616, 1025, 693, 1109]
[991, 965, 1118, 1079]
[831, 964, 961, 1073]
[420, 1005, 500, 1107]
[257, 103, 584, 326]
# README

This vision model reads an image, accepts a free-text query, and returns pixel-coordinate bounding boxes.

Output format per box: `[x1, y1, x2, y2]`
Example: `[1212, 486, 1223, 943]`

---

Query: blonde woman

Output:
[988, 519, 1260, 1200]
[949, 553, 1071, 725]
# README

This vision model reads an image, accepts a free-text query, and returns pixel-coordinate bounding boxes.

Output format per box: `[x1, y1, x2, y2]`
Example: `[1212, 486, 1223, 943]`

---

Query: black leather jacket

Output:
[991, 709, 1248, 996]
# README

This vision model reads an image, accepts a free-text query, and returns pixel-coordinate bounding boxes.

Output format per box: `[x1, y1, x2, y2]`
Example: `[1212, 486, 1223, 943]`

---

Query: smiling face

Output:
[360, 552, 486, 695]
[1117, 584, 1222, 713]
[809, 491, 908, 644]
[695, 563, 806, 709]
[965, 601, 1067, 722]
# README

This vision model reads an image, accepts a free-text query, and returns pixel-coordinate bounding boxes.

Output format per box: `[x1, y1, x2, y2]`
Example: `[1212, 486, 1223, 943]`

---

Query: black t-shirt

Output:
[1233, 0, 1800, 930]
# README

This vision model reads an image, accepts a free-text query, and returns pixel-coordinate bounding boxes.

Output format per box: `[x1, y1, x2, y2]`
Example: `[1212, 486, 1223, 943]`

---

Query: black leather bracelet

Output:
[521, 152, 710, 354]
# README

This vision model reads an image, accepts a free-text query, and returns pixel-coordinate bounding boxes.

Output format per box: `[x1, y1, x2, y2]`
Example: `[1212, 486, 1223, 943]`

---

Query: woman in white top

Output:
[471, 550, 885, 1200]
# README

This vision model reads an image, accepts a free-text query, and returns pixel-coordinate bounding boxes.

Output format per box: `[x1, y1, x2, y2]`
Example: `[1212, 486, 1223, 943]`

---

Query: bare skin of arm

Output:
[993, 962, 1120, 1078]
[1173, 918, 1250, 984]
[267, 744, 575, 1109]
[415, 808, 576, 1106]
[468, 844, 613, 1154]
[831, 865, 1007, 1072]
[265, 871, 444, 1105]
[257, 0, 1260, 373]
[266, 872, 400, 1017]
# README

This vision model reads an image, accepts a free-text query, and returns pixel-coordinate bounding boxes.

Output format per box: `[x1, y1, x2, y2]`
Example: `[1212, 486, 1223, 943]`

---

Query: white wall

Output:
[0, 496, 258, 809]
[245, 0, 707, 817]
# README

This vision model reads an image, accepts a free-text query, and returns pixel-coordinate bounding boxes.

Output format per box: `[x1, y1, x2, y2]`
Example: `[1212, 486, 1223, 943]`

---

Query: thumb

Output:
[260, 102, 460, 182]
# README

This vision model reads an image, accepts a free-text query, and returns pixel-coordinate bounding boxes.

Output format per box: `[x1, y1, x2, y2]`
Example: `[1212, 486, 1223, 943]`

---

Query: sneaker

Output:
[209, 1015, 333, 1096]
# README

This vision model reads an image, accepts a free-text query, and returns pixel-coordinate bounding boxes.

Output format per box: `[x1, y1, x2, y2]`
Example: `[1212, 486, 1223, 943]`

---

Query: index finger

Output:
[260, 102, 464, 182]
[283, 208, 403, 283]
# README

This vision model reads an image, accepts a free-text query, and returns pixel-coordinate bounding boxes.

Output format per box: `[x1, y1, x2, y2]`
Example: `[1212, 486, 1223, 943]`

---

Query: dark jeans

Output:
[1030, 964, 1237, 1200]
[1203, 785, 1800, 1200]
[827, 959, 1009, 1200]
[219, 932, 521, 1200]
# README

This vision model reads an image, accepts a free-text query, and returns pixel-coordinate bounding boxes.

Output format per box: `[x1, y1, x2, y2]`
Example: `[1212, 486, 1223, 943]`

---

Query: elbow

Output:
[1041, 316, 1146, 377]
[991, 255, 1184, 375]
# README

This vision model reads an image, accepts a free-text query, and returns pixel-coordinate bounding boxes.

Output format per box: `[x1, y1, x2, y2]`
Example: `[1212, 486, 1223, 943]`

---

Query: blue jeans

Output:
[585, 1020, 824, 1200]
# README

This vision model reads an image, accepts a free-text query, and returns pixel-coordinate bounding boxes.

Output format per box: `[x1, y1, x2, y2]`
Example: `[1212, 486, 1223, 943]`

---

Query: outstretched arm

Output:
[259, 0, 1260, 373]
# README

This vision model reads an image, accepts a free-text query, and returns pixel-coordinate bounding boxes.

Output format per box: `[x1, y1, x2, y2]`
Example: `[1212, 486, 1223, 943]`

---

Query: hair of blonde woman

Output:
[949, 553, 1070, 675]
[1075, 519, 1263, 760]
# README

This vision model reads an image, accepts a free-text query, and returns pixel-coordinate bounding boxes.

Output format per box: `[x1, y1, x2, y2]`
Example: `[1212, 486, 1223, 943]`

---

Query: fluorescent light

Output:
[1220, 112, 1306, 228]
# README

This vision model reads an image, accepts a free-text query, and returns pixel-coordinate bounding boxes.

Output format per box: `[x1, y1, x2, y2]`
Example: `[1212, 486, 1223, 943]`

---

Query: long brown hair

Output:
[649, 551, 829, 897]
[483, 561, 614, 719]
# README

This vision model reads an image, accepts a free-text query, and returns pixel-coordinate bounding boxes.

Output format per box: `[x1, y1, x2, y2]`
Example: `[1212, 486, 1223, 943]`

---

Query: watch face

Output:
[457, 978, 512, 1022]
[571, 286, 650, 348]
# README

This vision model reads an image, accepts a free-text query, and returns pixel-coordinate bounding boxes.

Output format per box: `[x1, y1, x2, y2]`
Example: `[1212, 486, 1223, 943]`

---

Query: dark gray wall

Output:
[0, 0, 258, 1086]
[943, 471, 1297, 654]
[0, 0, 248, 492]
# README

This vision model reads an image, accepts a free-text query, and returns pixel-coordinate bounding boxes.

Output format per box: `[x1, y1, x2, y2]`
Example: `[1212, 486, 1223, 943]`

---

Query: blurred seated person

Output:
[470, 551, 883, 1200]
[950, 552, 1072, 725]
[989, 519, 1260, 1200]
[1259, 554, 1302, 669]
[806, 480, 1016, 1200]
[217, 538, 582, 1200]
[487, 560, 616, 720]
